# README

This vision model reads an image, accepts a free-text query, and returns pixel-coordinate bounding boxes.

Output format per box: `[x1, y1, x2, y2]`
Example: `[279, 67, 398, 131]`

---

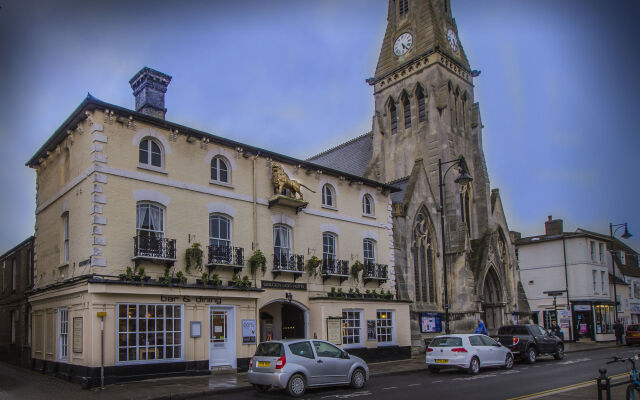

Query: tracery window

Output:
[412, 209, 436, 303]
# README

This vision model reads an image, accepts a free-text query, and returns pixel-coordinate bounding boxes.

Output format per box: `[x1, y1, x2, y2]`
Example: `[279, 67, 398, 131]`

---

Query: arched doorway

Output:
[259, 300, 308, 341]
[481, 267, 504, 332]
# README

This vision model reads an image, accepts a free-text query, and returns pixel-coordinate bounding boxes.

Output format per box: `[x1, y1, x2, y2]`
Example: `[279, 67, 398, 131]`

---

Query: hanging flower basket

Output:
[305, 256, 322, 277]
[185, 242, 203, 272]
[248, 249, 267, 276]
[350, 260, 364, 282]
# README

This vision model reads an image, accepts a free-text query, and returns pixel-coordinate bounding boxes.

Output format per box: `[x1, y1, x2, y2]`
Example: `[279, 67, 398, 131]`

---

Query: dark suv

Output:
[496, 324, 564, 364]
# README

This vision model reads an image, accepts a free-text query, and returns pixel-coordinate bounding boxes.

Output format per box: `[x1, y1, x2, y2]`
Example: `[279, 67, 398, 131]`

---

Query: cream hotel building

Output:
[26, 67, 410, 385]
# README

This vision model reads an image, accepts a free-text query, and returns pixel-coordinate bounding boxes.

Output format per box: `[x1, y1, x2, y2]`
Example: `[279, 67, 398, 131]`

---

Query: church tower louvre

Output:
[363, 0, 525, 349]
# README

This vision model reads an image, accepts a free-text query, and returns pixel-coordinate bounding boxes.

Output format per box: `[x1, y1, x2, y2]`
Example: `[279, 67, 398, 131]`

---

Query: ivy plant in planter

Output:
[185, 242, 204, 273]
[210, 273, 222, 287]
[248, 249, 267, 276]
[350, 260, 364, 282]
[305, 256, 322, 277]
[337, 287, 345, 298]
[231, 273, 252, 289]
[121, 266, 135, 282]
[161, 267, 173, 286]
[329, 287, 337, 298]
[384, 290, 394, 300]
[176, 271, 187, 285]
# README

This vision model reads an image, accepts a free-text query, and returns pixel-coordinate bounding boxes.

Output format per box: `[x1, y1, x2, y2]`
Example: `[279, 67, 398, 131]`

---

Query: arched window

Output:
[461, 93, 467, 130]
[453, 88, 459, 127]
[402, 93, 411, 129]
[399, 0, 409, 16]
[322, 184, 335, 208]
[273, 224, 292, 268]
[412, 209, 436, 303]
[416, 85, 426, 123]
[211, 156, 230, 183]
[322, 232, 337, 269]
[363, 239, 376, 265]
[139, 138, 163, 168]
[362, 194, 374, 216]
[460, 184, 471, 234]
[390, 101, 398, 135]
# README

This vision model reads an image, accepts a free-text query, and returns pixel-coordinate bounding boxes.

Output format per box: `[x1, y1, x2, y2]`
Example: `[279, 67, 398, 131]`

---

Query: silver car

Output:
[247, 339, 369, 397]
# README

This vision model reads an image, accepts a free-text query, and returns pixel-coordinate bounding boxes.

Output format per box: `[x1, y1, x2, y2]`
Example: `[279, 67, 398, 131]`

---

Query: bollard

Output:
[597, 368, 611, 400]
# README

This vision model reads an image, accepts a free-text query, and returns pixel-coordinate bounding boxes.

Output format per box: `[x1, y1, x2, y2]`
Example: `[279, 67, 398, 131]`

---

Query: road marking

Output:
[500, 370, 520, 375]
[321, 391, 372, 398]
[558, 357, 591, 365]
[382, 386, 398, 390]
[407, 383, 421, 387]
[432, 380, 442, 383]
[505, 372, 628, 400]
[452, 373, 497, 381]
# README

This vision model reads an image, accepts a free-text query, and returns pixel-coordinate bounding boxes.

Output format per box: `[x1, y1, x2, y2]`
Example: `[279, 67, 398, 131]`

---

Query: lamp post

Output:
[438, 157, 473, 334]
[610, 222, 632, 321]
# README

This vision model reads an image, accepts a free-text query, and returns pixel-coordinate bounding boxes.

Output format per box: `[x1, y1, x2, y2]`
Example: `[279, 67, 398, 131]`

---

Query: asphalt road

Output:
[200, 347, 635, 400]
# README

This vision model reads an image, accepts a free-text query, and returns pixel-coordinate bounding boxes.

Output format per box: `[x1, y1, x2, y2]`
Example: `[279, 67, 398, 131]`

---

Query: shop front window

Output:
[542, 310, 557, 330]
[595, 304, 614, 334]
[117, 303, 183, 363]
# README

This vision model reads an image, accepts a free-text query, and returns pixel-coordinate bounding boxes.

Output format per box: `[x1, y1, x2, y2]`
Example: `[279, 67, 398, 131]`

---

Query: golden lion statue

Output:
[271, 163, 315, 200]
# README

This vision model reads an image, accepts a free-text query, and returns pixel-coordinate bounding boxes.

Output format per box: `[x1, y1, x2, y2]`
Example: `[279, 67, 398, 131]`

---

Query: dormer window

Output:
[139, 138, 163, 168]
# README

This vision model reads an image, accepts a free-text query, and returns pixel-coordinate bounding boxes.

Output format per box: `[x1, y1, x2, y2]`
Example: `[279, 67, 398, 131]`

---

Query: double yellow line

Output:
[506, 372, 629, 400]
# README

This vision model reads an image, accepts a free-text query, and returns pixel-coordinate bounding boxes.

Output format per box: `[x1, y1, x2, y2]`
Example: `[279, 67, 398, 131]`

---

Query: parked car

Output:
[626, 324, 640, 345]
[496, 324, 564, 363]
[425, 334, 514, 375]
[247, 339, 369, 397]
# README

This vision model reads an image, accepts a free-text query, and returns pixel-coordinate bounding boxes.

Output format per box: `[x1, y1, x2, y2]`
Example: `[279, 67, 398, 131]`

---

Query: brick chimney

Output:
[544, 215, 563, 236]
[129, 67, 172, 120]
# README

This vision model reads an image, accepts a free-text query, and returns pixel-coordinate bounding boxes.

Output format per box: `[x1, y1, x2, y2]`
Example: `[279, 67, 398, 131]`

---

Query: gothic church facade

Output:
[310, 0, 529, 350]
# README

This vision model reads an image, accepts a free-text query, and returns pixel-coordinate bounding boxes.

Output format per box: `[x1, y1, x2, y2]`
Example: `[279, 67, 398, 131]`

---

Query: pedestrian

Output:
[614, 320, 624, 345]
[475, 319, 488, 335]
[550, 322, 561, 337]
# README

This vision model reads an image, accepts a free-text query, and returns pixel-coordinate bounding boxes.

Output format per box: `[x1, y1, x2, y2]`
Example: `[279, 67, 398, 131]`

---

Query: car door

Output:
[480, 335, 504, 365]
[312, 340, 351, 384]
[469, 335, 492, 366]
[288, 341, 323, 386]
[529, 325, 550, 353]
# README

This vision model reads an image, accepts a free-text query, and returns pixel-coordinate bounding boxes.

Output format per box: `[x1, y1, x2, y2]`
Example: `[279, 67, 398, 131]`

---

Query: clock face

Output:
[393, 33, 413, 56]
[446, 28, 459, 52]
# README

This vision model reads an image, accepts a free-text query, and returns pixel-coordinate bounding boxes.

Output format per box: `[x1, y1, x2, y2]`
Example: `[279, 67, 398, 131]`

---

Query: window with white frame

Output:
[363, 239, 376, 265]
[592, 270, 597, 293]
[601, 271, 606, 294]
[62, 212, 69, 264]
[342, 310, 362, 346]
[58, 308, 69, 360]
[210, 156, 230, 183]
[322, 184, 336, 208]
[10, 310, 16, 344]
[376, 311, 393, 343]
[139, 138, 163, 168]
[273, 224, 292, 268]
[12, 259, 16, 291]
[599, 243, 605, 263]
[590, 241, 596, 262]
[136, 203, 165, 240]
[209, 214, 231, 248]
[117, 303, 183, 362]
[362, 194, 374, 216]
[322, 233, 337, 268]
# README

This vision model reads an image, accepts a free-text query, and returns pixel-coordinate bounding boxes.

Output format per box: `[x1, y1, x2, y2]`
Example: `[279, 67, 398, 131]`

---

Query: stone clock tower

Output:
[366, 0, 525, 349]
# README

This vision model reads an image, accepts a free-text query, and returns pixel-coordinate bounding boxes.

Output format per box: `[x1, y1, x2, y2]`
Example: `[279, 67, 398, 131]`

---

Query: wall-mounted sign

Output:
[73, 317, 83, 353]
[574, 304, 591, 311]
[242, 319, 257, 344]
[160, 295, 221, 304]
[420, 313, 442, 333]
[190, 321, 201, 338]
[261, 280, 307, 291]
[366, 320, 377, 341]
[327, 317, 342, 345]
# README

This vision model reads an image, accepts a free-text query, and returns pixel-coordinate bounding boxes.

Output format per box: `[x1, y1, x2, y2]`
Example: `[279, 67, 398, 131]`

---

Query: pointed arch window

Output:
[362, 194, 374, 216]
[412, 210, 436, 303]
[402, 93, 411, 129]
[460, 185, 471, 234]
[461, 93, 467, 130]
[453, 89, 460, 127]
[399, 0, 409, 16]
[416, 85, 426, 123]
[390, 101, 398, 135]
[322, 184, 336, 208]
[139, 138, 163, 168]
[211, 156, 230, 183]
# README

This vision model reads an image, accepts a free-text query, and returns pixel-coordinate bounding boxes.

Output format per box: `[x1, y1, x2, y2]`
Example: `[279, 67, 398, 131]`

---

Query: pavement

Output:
[0, 340, 622, 400]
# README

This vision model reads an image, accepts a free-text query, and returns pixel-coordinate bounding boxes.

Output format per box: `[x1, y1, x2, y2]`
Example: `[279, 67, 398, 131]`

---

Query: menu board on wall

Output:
[242, 319, 257, 344]
[327, 318, 342, 345]
[73, 317, 83, 353]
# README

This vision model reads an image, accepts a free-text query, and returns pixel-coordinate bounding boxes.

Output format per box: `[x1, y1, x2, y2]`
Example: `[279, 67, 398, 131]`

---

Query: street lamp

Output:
[610, 222, 632, 321]
[438, 157, 473, 334]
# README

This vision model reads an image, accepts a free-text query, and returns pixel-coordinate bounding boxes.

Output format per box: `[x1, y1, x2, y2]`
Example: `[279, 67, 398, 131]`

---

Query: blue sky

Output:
[0, 0, 638, 253]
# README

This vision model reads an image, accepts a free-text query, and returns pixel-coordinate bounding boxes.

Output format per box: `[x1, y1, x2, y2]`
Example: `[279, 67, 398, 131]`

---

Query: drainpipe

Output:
[562, 236, 572, 342]
[252, 153, 260, 251]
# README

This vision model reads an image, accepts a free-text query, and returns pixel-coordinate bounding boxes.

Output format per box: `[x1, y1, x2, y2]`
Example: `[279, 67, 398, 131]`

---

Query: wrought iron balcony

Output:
[363, 262, 388, 285]
[272, 253, 304, 280]
[133, 235, 177, 265]
[322, 258, 349, 283]
[207, 245, 244, 273]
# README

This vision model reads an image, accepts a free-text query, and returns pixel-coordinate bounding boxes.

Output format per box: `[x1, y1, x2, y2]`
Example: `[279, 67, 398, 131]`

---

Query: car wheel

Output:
[253, 384, 269, 393]
[428, 366, 440, 374]
[287, 373, 306, 398]
[504, 353, 514, 369]
[525, 347, 536, 364]
[554, 345, 564, 360]
[350, 368, 366, 389]
[467, 357, 480, 375]
[626, 382, 640, 400]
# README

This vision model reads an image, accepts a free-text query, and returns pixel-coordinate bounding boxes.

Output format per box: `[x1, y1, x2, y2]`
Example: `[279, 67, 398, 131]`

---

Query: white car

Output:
[426, 334, 514, 374]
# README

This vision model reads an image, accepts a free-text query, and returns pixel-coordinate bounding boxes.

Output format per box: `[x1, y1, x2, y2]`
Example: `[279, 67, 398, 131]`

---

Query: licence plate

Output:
[435, 359, 449, 364]
[257, 361, 270, 367]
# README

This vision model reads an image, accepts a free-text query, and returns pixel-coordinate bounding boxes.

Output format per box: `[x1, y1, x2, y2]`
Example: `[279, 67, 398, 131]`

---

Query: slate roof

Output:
[388, 176, 410, 204]
[307, 132, 373, 178]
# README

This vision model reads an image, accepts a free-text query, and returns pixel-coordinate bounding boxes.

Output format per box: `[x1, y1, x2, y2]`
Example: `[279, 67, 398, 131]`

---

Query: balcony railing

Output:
[322, 258, 349, 283]
[133, 235, 177, 264]
[207, 245, 244, 273]
[363, 262, 388, 284]
[272, 253, 304, 280]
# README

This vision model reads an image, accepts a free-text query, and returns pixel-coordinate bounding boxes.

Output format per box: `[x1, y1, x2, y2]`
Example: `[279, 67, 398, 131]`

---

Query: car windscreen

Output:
[255, 342, 283, 357]
[628, 325, 640, 332]
[430, 337, 463, 347]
